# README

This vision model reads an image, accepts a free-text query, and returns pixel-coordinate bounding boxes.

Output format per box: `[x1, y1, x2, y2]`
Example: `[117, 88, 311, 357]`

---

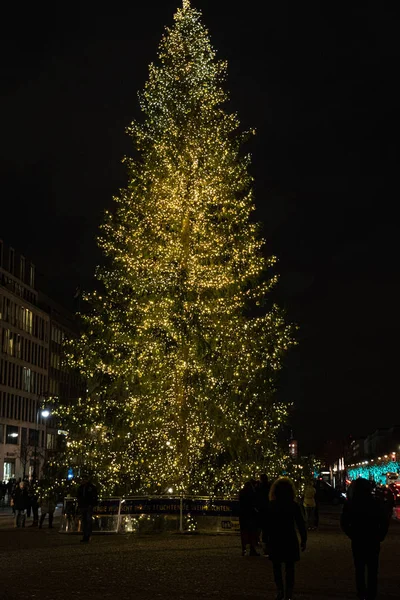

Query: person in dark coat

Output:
[256, 474, 271, 555]
[28, 482, 39, 527]
[264, 477, 307, 600]
[341, 478, 389, 600]
[239, 480, 260, 556]
[77, 475, 98, 543]
[12, 481, 29, 527]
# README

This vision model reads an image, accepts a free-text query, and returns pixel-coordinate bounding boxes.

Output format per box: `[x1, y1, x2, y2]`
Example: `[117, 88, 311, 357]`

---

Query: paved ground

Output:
[0, 506, 399, 600]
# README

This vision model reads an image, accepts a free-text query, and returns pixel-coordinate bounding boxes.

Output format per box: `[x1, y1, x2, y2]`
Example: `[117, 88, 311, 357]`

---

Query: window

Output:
[46, 433, 56, 450]
[0, 423, 3, 443]
[4, 297, 10, 321]
[29, 263, 35, 288]
[29, 428, 39, 446]
[2, 329, 12, 354]
[9, 248, 15, 274]
[0, 240, 3, 267]
[20, 256, 25, 281]
[9, 331, 14, 356]
[28, 398, 34, 423]
[8, 363, 14, 387]
[21, 307, 33, 335]
[51, 353, 61, 370]
[6, 425, 19, 445]
[16, 334, 21, 359]
[1, 360, 6, 386]
[31, 370, 36, 394]
[15, 365, 20, 389]
[23, 367, 31, 392]
[4, 461, 15, 481]
[10, 301, 16, 325]
[21, 427, 28, 444]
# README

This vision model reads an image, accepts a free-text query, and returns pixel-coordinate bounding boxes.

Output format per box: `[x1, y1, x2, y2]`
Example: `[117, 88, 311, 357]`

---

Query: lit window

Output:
[6, 425, 18, 445]
[20, 308, 33, 334]
[3, 329, 13, 355]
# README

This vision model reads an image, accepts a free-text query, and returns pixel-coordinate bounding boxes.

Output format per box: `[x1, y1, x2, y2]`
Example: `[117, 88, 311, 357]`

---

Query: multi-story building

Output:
[39, 291, 84, 415]
[349, 437, 366, 462]
[0, 239, 82, 481]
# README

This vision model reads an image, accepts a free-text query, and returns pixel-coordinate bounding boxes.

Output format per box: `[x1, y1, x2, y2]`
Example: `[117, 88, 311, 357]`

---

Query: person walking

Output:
[341, 478, 389, 600]
[303, 480, 316, 530]
[256, 474, 271, 555]
[12, 481, 29, 527]
[28, 482, 39, 527]
[239, 480, 260, 556]
[264, 477, 307, 600]
[8, 479, 16, 512]
[77, 474, 98, 543]
[39, 488, 56, 529]
[0, 481, 6, 506]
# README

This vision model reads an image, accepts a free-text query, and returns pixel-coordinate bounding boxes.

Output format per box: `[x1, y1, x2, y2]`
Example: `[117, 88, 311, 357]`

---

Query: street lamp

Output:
[33, 406, 51, 480]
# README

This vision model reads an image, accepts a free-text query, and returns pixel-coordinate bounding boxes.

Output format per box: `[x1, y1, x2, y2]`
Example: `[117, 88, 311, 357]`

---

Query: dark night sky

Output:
[1, 1, 399, 453]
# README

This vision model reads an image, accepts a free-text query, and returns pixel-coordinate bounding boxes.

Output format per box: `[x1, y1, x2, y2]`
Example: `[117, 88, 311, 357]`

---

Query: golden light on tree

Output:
[55, 1, 294, 495]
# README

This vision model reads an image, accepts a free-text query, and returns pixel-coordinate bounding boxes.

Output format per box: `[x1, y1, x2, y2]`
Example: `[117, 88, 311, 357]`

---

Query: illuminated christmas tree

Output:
[57, 0, 293, 495]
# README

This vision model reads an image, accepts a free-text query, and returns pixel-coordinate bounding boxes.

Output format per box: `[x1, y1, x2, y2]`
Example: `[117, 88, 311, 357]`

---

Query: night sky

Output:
[1, 1, 399, 454]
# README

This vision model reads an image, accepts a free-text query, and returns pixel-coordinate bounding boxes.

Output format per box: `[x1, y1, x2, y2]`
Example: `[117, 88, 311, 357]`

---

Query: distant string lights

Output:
[348, 453, 399, 485]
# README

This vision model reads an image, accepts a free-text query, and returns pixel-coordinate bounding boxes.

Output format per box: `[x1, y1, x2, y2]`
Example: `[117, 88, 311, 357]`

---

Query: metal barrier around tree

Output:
[60, 496, 240, 534]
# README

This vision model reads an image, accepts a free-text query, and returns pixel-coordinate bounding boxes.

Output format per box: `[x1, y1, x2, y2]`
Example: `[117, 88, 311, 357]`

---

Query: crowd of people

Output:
[239, 475, 391, 600]
[1, 478, 56, 529]
[1, 475, 98, 544]
[2, 473, 394, 599]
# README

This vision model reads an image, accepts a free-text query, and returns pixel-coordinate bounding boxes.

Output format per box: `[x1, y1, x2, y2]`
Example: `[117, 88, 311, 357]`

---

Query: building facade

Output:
[0, 239, 82, 481]
[363, 428, 400, 459]
[39, 291, 84, 415]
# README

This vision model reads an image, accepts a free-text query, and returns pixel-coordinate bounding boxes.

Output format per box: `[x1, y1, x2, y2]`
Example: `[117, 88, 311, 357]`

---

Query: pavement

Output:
[0, 506, 399, 600]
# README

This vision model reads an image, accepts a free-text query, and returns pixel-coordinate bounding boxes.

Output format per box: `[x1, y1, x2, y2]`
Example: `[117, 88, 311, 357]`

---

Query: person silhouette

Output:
[77, 474, 98, 543]
[341, 478, 389, 600]
[264, 477, 307, 600]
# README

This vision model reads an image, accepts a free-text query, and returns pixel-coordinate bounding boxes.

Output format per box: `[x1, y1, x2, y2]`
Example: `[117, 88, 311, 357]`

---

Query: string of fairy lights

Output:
[54, 1, 295, 495]
[348, 454, 399, 486]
